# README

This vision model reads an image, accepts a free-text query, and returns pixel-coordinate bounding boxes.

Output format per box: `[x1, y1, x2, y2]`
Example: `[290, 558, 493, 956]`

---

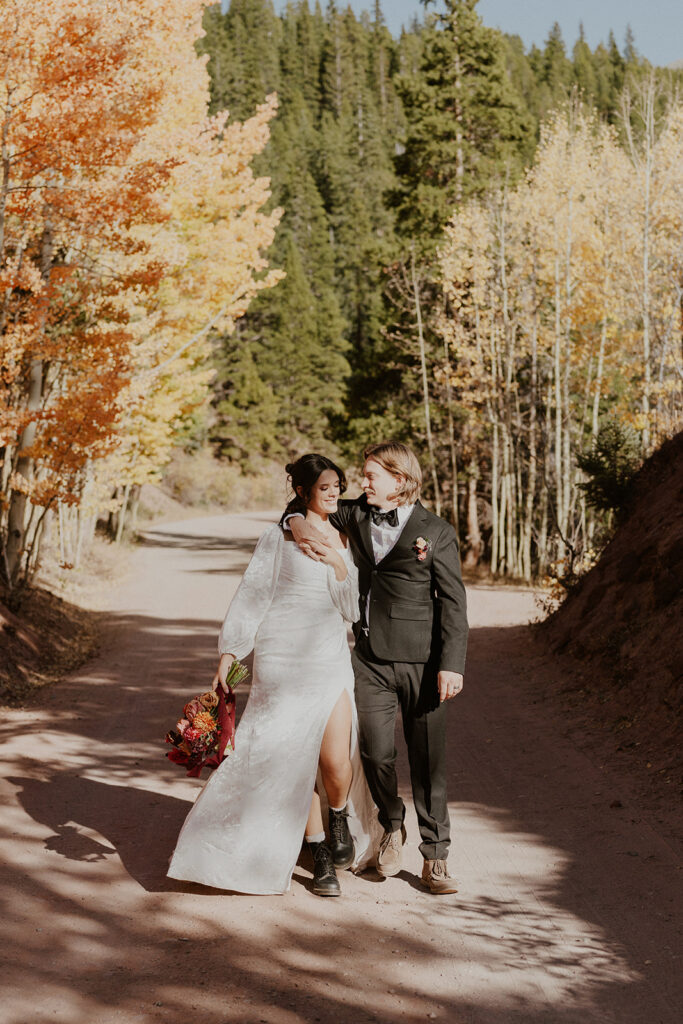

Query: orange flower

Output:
[199, 691, 219, 709]
[192, 711, 217, 735]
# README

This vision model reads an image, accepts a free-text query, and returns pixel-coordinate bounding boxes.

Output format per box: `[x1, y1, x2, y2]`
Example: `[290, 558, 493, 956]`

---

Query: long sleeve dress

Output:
[167, 524, 379, 895]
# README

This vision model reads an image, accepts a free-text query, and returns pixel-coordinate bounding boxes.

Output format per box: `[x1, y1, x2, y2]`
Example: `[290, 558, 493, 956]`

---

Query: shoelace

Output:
[329, 809, 349, 843]
[313, 844, 335, 872]
[380, 830, 400, 852]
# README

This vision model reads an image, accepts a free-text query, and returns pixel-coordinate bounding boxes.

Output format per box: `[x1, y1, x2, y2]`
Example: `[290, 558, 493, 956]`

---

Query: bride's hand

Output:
[289, 517, 332, 561]
[212, 653, 235, 694]
[318, 545, 347, 581]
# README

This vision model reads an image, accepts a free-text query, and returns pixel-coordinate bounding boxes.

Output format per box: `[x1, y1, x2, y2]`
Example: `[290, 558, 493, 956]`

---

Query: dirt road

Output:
[1, 513, 681, 1024]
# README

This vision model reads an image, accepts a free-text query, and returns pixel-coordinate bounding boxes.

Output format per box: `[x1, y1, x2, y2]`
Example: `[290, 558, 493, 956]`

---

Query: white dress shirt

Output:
[365, 503, 414, 628]
[369, 503, 414, 563]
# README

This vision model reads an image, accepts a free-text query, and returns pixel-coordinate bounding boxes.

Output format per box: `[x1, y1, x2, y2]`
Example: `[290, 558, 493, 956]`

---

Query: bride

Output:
[167, 454, 377, 896]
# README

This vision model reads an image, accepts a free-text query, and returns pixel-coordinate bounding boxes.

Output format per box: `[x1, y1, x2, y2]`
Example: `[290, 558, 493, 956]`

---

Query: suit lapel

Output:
[357, 508, 374, 564]
[349, 496, 374, 566]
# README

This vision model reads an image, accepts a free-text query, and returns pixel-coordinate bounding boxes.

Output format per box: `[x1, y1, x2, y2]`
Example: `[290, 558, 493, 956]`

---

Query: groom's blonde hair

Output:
[363, 441, 422, 505]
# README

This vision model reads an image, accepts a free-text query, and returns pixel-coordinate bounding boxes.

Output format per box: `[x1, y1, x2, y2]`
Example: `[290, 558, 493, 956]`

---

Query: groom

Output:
[286, 441, 468, 894]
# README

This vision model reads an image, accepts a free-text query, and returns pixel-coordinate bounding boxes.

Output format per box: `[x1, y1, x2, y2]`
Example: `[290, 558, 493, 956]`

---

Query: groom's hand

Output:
[289, 516, 333, 561]
[438, 671, 464, 702]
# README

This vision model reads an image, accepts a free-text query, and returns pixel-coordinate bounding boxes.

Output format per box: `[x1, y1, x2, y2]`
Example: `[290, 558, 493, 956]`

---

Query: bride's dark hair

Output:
[284, 453, 347, 517]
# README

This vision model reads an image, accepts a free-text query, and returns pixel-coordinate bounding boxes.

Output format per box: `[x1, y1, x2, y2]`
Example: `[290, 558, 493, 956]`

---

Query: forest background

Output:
[1, 0, 682, 599]
[198, 0, 683, 582]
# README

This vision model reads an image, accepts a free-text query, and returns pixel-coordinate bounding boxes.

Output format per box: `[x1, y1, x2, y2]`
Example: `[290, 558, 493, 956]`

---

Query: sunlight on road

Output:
[1, 513, 677, 1024]
[465, 585, 540, 628]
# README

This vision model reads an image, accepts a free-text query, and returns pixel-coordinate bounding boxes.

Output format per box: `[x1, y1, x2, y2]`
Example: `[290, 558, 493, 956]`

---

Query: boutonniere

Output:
[412, 536, 432, 562]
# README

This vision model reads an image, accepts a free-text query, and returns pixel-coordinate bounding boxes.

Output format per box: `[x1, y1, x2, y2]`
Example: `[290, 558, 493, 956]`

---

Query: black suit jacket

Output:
[329, 497, 468, 674]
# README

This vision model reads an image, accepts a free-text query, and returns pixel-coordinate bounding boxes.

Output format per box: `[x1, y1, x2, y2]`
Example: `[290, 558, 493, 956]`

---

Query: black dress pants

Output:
[352, 636, 450, 861]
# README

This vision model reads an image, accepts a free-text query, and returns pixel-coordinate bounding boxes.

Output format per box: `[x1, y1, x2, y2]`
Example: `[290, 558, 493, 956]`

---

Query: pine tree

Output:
[210, 346, 281, 466]
[590, 42, 619, 120]
[501, 32, 541, 157]
[573, 26, 597, 101]
[624, 25, 638, 66]
[608, 31, 626, 97]
[370, 1, 391, 125]
[201, 2, 351, 456]
[392, 0, 530, 248]
[198, 0, 281, 120]
[278, 1, 325, 111]
[254, 234, 349, 451]
[543, 22, 573, 96]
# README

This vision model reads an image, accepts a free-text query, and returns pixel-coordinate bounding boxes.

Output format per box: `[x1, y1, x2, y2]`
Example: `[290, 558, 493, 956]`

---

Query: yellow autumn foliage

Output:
[438, 95, 683, 579]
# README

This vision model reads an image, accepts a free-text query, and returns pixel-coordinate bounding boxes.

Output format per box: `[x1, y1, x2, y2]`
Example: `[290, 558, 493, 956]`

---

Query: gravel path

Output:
[1, 512, 681, 1024]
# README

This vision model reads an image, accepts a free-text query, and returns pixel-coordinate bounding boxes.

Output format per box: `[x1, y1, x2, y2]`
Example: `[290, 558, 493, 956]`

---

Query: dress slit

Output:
[167, 525, 379, 893]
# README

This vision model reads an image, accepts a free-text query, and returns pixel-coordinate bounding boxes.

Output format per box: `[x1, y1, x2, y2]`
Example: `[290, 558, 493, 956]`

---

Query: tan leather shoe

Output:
[376, 824, 407, 877]
[421, 858, 458, 894]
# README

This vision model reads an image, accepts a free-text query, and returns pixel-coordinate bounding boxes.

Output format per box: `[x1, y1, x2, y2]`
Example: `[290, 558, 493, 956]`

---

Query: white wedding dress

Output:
[167, 524, 379, 894]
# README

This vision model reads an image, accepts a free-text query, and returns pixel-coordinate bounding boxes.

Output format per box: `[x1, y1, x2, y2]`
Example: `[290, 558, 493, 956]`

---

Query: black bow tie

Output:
[370, 507, 399, 527]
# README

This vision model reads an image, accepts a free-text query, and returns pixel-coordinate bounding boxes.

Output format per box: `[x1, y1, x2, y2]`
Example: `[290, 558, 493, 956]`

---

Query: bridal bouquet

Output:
[165, 660, 249, 778]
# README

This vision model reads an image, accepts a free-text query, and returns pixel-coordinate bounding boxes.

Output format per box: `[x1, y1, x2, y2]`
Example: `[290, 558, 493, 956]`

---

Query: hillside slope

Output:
[542, 431, 683, 773]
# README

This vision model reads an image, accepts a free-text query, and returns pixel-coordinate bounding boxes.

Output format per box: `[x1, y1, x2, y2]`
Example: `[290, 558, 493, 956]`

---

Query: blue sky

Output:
[270, 1, 683, 67]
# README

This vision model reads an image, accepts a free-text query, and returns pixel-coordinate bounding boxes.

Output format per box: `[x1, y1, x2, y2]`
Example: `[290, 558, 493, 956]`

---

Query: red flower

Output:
[166, 667, 246, 777]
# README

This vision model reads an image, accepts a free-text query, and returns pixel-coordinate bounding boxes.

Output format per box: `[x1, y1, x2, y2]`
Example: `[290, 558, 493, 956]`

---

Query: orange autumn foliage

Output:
[0, 0, 281, 584]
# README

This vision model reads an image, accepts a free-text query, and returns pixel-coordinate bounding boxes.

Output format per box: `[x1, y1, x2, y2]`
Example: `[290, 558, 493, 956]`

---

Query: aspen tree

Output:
[0, 0, 280, 586]
[622, 74, 660, 451]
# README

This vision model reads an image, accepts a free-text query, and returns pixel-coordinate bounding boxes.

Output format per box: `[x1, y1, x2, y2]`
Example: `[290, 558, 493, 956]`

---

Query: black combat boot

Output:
[328, 805, 355, 869]
[310, 841, 341, 896]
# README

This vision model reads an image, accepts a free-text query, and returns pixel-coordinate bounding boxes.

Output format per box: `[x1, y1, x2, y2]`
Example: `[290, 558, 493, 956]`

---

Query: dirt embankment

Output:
[0, 588, 99, 705]
[540, 430, 683, 800]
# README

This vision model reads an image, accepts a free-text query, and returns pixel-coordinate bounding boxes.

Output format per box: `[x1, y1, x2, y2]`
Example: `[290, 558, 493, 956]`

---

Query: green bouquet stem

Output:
[224, 659, 249, 691]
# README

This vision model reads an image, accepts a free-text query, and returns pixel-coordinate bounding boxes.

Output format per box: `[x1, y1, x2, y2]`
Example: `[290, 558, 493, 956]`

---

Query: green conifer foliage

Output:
[254, 234, 349, 450]
[211, 346, 281, 466]
[392, 0, 530, 248]
[198, 0, 682, 481]
[278, 1, 324, 110]
[590, 43, 619, 120]
[543, 22, 573, 95]
[573, 27, 598, 101]
[198, 0, 281, 119]
[201, 1, 353, 456]
[501, 33, 541, 160]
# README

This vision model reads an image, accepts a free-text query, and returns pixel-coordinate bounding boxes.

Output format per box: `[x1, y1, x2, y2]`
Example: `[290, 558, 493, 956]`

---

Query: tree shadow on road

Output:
[0, 830, 651, 1024]
[136, 530, 258, 555]
[2, 531, 681, 1023]
[9, 773, 192, 892]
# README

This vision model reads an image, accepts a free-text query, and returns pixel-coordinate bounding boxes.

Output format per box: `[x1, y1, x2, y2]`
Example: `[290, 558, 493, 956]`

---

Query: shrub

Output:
[577, 420, 641, 517]
[161, 449, 287, 510]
